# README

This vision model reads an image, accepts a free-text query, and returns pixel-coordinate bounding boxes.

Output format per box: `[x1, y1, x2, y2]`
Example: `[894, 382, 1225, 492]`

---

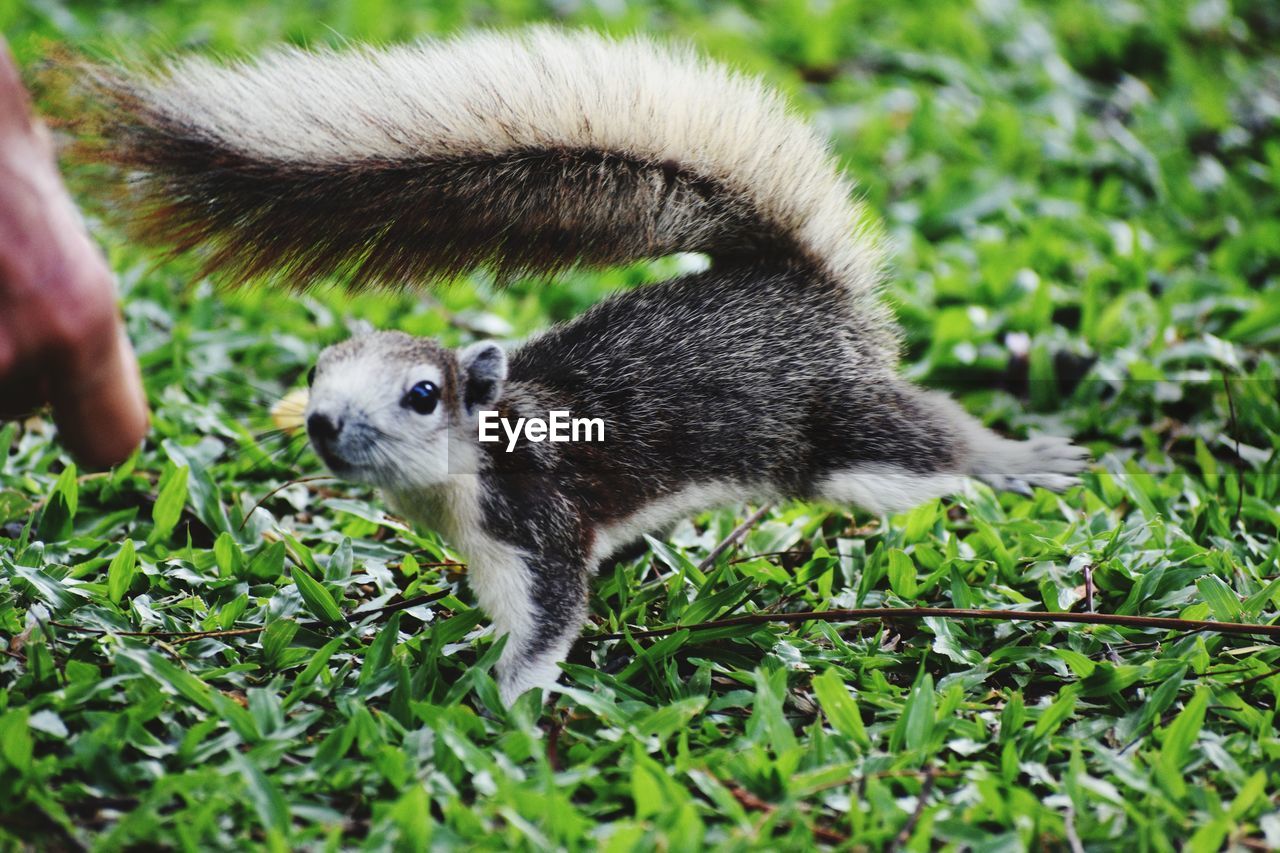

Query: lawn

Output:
[3, 0, 1279, 849]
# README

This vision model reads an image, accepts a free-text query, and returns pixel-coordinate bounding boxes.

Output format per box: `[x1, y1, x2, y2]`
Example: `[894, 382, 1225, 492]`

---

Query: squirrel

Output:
[66, 28, 1089, 704]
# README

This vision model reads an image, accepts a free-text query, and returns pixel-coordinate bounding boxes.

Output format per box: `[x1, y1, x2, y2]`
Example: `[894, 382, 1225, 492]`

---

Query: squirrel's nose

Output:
[307, 412, 341, 443]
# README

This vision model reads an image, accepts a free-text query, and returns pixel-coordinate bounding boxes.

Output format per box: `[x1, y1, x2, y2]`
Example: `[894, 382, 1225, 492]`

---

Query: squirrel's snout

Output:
[307, 412, 350, 471]
[307, 412, 341, 443]
[306, 411, 351, 472]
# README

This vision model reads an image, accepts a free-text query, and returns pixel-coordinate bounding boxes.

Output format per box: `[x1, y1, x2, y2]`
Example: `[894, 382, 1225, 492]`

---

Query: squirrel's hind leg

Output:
[812, 383, 1088, 513]
[916, 388, 1090, 494]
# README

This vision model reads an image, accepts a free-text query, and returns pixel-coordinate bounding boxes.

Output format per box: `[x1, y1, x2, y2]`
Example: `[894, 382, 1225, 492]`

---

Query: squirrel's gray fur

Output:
[73, 29, 1089, 703]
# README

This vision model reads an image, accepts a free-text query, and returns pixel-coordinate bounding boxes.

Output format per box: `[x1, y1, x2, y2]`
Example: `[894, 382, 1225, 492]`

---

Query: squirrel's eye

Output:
[306, 366, 317, 387]
[402, 380, 440, 415]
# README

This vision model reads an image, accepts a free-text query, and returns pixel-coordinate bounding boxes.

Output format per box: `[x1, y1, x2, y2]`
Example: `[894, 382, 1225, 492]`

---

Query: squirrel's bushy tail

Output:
[66, 28, 884, 303]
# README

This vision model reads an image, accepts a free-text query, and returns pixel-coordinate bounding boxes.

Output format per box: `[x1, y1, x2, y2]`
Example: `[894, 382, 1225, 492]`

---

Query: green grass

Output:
[3, 0, 1280, 849]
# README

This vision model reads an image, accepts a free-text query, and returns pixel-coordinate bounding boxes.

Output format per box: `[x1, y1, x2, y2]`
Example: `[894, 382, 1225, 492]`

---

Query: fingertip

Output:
[51, 325, 149, 469]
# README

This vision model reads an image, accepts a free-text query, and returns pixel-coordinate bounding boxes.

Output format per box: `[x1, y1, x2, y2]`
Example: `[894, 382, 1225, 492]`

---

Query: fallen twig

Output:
[1222, 372, 1244, 529]
[722, 779, 849, 845]
[585, 606, 1280, 642]
[316, 588, 452, 628]
[239, 475, 334, 531]
[1233, 663, 1280, 689]
[729, 549, 814, 565]
[545, 712, 565, 772]
[1084, 562, 1120, 664]
[697, 503, 774, 571]
[890, 766, 937, 851]
[171, 627, 262, 644]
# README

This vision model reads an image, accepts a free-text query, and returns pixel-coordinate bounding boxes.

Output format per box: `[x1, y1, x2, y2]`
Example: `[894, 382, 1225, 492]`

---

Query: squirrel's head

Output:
[303, 330, 507, 489]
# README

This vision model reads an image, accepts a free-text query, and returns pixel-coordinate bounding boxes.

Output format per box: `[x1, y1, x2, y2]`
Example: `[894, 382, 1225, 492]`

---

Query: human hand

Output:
[0, 38, 147, 467]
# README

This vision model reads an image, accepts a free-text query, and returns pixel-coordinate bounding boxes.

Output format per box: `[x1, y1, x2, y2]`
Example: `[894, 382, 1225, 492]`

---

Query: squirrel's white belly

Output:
[589, 479, 775, 568]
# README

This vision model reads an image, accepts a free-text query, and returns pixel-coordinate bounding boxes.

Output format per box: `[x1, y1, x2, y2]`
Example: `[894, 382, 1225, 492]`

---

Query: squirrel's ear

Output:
[346, 318, 375, 338]
[458, 341, 507, 415]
